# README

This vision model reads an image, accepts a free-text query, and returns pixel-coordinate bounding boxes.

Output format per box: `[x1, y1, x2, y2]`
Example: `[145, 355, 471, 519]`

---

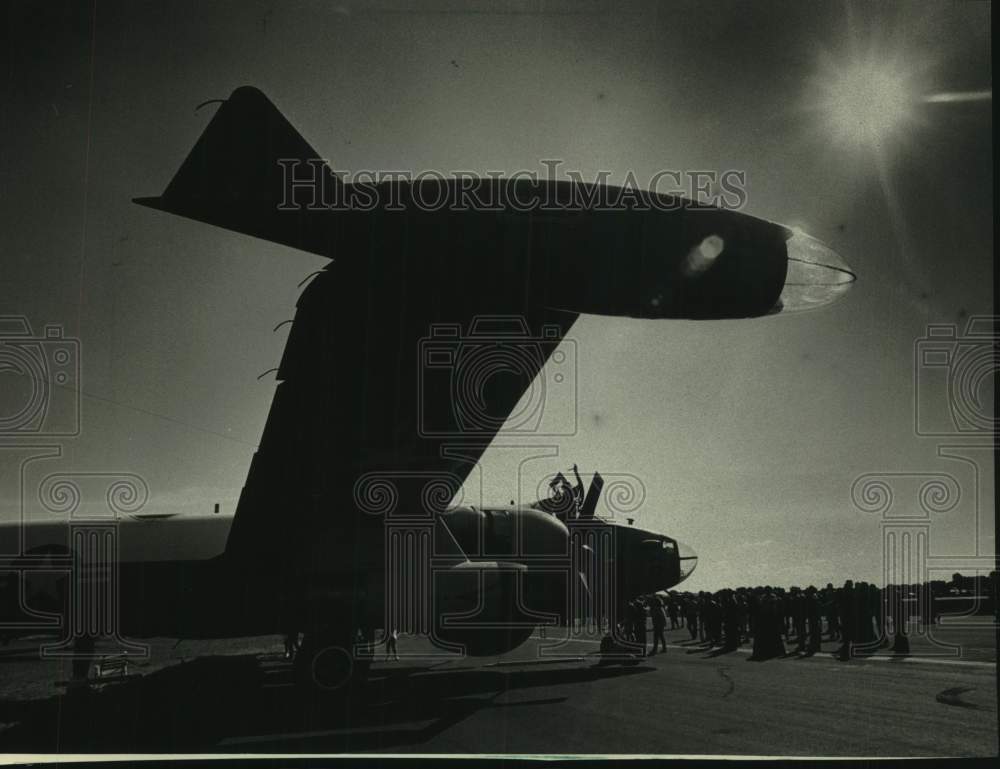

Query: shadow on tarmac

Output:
[0, 653, 655, 752]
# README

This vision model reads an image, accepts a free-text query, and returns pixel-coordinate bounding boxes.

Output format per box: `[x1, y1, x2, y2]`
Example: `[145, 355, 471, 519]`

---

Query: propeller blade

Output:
[579, 472, 605, 518]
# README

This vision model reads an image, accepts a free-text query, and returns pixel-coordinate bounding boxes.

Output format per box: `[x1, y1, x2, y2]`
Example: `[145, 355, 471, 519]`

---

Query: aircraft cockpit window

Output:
[777, 229, 856, 312]
[677, 539, 698, 579]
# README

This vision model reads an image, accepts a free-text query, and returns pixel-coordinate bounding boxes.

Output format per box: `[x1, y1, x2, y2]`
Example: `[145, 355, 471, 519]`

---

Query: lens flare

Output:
[681, 234, 725, 276]
[923, 90, 992, 104]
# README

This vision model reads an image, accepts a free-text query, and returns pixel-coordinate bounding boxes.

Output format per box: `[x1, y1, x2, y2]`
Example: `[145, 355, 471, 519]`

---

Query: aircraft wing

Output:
[226, 281, 577, 574]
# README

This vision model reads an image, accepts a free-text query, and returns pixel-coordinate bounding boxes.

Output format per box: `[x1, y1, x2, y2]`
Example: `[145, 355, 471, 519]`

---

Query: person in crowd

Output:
[790, 587, 807, 652]
[667, 596, 680, 630]
[737, 591, 750, 644]
[721, 591, 741, 651]
[385, 627, 400, 661]
[697, 593, 708, 642]
[283, 629, 300, 661]
[804, 585, 822, 655]
[282, 593, 304, 661]
[928, 585, 940, 626]
[869, 582, 888, 648]
[836, 580, 855, 660]
[685, 596, 699, 640]
[633, 597, 648, 656]
[659, 577, 952, 664]
[853, 580, 877, 654]
[823, 584, 840, 640]
[705, 593, 723, 645]
[750, 587, 786, 660]
[622, 601, 635, 642]
[747, 588, 759, 640]
[650, 595, 668, 654]
[886, 583, 910, 655]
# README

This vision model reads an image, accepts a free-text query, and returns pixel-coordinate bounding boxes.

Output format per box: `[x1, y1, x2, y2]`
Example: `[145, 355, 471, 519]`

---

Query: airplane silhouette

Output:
[1, 86, 855, 691]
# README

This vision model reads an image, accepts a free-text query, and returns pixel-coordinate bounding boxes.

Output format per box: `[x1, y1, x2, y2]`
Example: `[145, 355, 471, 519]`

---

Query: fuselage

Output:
[0, 502, 695, 647]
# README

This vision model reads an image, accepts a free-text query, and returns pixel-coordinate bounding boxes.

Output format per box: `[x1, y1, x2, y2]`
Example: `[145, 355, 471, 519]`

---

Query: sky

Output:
[0, 0, 993, 591]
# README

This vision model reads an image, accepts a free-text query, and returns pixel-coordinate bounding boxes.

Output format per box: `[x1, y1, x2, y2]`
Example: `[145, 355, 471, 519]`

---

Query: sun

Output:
[810, 50, 921, 154]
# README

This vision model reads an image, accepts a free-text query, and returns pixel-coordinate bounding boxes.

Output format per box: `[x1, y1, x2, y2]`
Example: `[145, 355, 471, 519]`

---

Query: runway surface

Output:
[0, 623, 996, 757]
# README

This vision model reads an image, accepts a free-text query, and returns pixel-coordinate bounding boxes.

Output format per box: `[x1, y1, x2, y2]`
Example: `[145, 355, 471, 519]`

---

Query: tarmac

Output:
[0, 620, 996, 757]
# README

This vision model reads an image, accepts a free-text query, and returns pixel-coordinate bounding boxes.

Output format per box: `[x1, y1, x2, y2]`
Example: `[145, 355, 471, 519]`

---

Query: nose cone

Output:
[774, 230, 856, 313]
[677, 539, 698, 583]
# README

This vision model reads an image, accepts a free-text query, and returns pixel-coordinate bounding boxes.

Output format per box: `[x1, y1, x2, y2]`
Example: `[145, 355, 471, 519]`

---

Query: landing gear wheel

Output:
[295, 632, 370, 693]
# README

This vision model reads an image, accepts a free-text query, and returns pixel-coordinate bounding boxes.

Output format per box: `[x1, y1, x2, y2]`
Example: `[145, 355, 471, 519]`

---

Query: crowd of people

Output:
[617, 581, 942, 660]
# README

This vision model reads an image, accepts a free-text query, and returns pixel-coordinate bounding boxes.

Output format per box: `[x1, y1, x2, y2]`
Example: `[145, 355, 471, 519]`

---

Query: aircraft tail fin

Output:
[579, 472, 604, 519]
[134, 86, 339, 258]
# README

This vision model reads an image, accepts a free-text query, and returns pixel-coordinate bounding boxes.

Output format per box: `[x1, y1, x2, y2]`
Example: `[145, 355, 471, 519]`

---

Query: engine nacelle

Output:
[432, 560, 538, 656]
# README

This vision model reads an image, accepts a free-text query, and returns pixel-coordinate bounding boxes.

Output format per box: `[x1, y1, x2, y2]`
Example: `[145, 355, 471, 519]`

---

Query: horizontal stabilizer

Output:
[134, 86, 338, 258]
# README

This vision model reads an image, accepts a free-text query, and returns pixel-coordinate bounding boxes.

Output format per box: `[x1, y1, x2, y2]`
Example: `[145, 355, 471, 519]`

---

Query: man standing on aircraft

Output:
[548, 472, 577, 518]
[571, 464, 585, 511]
